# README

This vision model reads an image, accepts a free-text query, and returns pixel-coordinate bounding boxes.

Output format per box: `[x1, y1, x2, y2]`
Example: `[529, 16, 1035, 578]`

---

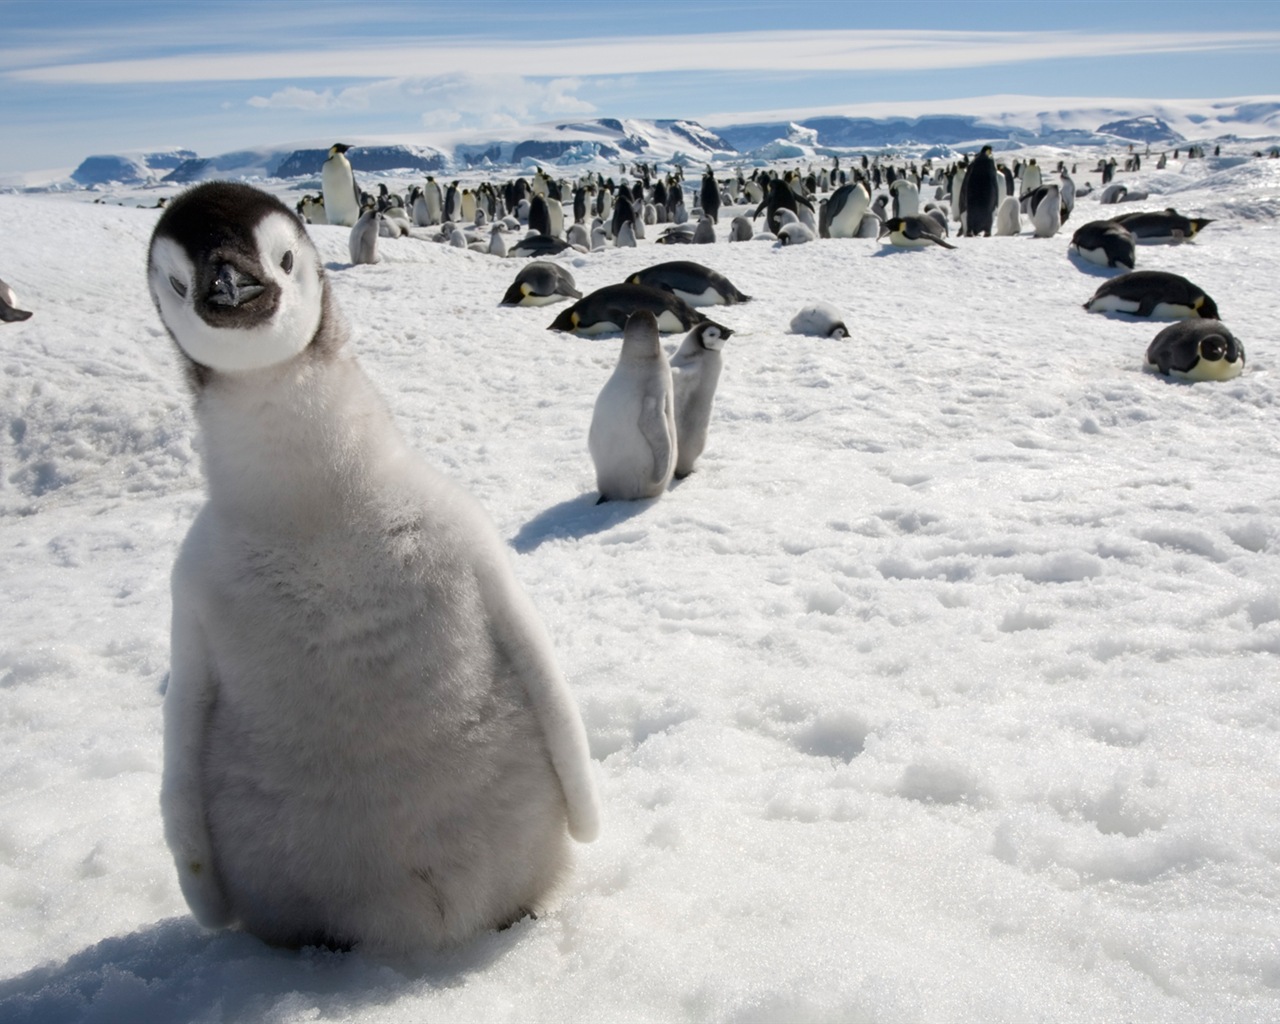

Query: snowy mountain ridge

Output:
[14, 95, 1280, 191]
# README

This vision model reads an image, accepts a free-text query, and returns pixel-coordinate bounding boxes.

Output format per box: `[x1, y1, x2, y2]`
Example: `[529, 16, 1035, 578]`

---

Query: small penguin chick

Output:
[790, 301, 849, 339]
[147, 181, 599, 954]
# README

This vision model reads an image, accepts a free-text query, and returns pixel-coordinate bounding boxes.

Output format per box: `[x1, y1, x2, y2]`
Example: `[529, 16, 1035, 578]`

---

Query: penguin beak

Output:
[208, 263, 265, 308]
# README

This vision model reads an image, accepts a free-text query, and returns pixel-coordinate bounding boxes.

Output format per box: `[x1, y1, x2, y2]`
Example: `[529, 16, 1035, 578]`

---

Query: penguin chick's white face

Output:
[696, 324, 727, 351]
[148, 183, 324, 375]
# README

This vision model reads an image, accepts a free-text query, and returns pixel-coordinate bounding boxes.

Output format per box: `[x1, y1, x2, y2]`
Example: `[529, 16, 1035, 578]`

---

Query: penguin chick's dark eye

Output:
[169, 275, 188, 299]
[280, 250, 294, 274]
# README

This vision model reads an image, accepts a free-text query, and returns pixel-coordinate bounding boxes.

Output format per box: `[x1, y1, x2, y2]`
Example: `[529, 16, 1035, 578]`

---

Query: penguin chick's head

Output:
[692, 322, 731, 350]
[148, 181, 328, 378]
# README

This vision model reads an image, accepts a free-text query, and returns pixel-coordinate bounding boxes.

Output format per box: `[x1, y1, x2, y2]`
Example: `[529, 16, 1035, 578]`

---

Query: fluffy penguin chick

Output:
[588, 310, 677, 502]
[670, 322, 727, 478]
[147, 182, 599, 953]
[790, 301, 849, 339]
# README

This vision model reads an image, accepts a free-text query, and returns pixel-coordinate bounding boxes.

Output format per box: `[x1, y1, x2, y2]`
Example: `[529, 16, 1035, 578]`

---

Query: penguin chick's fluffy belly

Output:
[184, 358, 573, 950]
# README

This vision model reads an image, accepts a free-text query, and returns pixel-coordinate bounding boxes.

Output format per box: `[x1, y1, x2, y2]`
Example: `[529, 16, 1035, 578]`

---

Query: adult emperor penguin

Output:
[146, 182, 599, 953]
[0, 277, 33, 322]
[1070, 220, 1136, 269]
[321, 144, 361, 228]
[890, 178, 920, 217]
[1029, 183, 1062, 238]
[670, 321, 728, 478]
[627, 260, 751, 307]
[588, 311, 677, 502]
[1144, 320, 1245, 381]
[1112, 208, 1213, 244]
[822, 181, 870, 238]
[500, 261, 581, 306]
[1083, 271, 1219, 319]
[548, 283, 718, 336]
[881, 215, 956, 250]
[961, 145, 999, 236]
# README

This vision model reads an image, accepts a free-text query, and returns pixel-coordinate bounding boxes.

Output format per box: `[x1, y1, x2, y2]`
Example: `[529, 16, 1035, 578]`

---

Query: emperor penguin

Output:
[670, 322, 728, 478]
[823, 181, 870, 238]
[1069, 220, 1136, 269]
[1084, 271, 1219, 319]
[961, 146, 998, 236]
[321, 144, 361, 228]
[423, 177, 443, 225]
[890, 178, 919, 217]
[790, 301, 849, 339]
[881, 215, 956, 250]
[1144, 320, 1245, 381]
[348, 207, 381, 264]
[0, 277, 33, 322]
[994, 196, 1021, 236]
[588, 311, 677, 502]
[1030, 184, 1062, 238]
[1020, 158, 1042, 196]
[146, 181, 599, 953]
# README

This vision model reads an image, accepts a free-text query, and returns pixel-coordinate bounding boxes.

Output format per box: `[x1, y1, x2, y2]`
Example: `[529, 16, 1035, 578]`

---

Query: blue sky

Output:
[3, 0, 1280, 173]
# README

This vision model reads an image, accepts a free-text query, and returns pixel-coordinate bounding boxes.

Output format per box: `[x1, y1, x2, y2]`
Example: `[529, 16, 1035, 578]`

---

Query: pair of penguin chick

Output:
[589, 313, 727, 501]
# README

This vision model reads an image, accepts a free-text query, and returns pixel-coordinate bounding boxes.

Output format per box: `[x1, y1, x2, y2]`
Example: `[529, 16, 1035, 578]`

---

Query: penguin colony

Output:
[58, 138, 1242, 955]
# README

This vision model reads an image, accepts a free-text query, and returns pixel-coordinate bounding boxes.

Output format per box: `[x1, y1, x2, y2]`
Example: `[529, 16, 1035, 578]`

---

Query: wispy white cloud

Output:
[246, 73, 599, 127]
[12, 29, 1280, 85]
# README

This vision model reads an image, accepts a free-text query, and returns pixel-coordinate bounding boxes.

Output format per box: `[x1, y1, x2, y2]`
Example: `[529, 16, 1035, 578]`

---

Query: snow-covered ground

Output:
[1, 147, 1278, 1022]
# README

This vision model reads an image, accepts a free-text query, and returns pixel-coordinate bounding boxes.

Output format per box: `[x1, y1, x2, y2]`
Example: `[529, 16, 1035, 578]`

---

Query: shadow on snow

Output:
[0, 916, 522, 1024]
[511, 492, 654, 553]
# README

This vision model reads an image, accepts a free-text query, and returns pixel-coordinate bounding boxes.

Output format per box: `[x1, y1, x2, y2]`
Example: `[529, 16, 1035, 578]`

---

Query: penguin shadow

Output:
[512, 493, 652, 553]
[1066, 250, 1129, 278]
[869, 246, 929, 259]
[0, 916, 520, 1023]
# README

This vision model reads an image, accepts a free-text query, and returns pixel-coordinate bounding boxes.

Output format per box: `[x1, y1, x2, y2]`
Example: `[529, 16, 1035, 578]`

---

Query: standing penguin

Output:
[321, 144, 361, 228]
[670, 322, 728, 478]
[961, 146, 999, 236]
[822, 181, 870, 238]
[348, 207, 381, 265]
[700, 167, 721, 224]
[146, 182, 599, 953]
[1030, 184, 1062, 238]
[588, 311, 677, 502]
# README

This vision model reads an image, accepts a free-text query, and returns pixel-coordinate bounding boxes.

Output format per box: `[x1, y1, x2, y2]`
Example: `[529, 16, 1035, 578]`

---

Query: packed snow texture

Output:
[1, 148, 1279, 1022]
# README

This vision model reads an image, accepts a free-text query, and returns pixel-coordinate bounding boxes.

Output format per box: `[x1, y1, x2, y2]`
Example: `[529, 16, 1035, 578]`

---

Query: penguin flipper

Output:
[639, 394, 676, 486]
[479, 558, 601, 843]
[0, 305, 33, 322]
[931, 235, 957, 250]
[162, 592, 234, 928]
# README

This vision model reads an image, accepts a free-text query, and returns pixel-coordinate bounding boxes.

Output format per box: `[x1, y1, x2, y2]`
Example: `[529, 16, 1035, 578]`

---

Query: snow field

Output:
[0, 150, 1278, 1021]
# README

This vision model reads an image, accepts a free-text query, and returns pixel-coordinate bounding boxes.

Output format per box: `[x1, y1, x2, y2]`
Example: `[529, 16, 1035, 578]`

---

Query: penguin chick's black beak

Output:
[208, 263, 265, 308]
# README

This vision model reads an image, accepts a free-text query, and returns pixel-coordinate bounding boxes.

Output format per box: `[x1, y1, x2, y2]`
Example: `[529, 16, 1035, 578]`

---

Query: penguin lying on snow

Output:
[881, 215, 955, 250]
[1083, 271, 1219, 320]
[1144, 320, 1244, 381]
[146, 181, 598, 953]
[1112, 208, 1212, 244]
[0, 277, 33, 322]
[1070, 220, 1136, 269]
[626, 261, 751, 307]
[790, 302, 849, 339]
[548, 283, 725, 336]
[500, 261, 581, 306]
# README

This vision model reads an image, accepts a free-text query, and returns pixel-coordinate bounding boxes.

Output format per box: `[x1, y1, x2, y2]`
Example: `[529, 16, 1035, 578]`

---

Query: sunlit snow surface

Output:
[1, 152, 1279, 1022]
